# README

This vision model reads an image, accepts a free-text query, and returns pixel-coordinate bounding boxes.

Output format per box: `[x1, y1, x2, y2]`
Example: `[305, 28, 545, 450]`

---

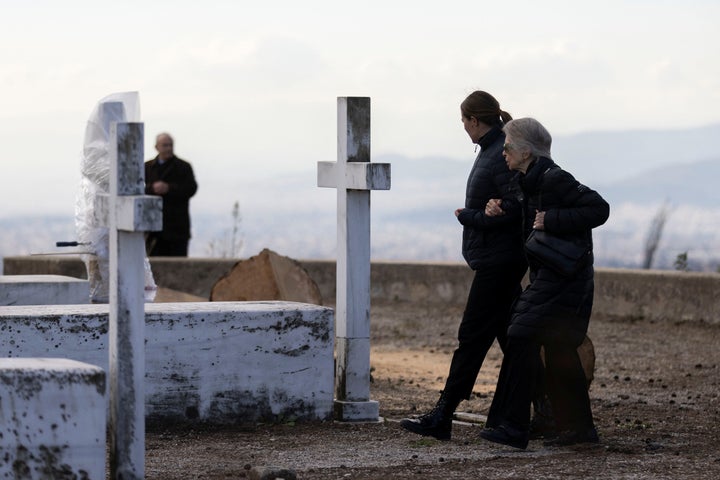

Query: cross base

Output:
[334, 399, 380, 422]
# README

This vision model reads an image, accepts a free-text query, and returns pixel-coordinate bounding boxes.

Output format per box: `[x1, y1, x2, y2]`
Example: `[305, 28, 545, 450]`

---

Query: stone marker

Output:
[0, 358, 106, 479]
[210, 248, 322, 304]
[317, 97, 390, 421]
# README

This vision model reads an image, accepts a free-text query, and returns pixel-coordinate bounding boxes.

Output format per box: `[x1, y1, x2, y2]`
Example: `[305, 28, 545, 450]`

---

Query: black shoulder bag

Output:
[524, 168, 590, 276]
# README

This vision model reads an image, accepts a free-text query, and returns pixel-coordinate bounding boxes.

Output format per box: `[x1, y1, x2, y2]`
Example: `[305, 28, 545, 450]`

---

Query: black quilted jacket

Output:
[456, 126, 525, 270]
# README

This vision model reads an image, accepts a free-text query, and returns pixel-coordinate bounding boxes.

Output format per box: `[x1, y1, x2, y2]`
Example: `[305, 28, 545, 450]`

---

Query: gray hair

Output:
[503, 118, 552, 159]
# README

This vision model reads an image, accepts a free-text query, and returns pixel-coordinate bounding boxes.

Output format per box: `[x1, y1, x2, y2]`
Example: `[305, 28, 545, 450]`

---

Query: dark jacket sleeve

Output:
[164, 162, 198, 200]
[145, 159, 198, 200]
[542, 169, 609, 234]
[457, 162, 522, 230]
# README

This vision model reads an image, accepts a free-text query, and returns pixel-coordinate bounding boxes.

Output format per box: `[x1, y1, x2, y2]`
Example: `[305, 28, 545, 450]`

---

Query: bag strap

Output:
[537, 166, 556, 211]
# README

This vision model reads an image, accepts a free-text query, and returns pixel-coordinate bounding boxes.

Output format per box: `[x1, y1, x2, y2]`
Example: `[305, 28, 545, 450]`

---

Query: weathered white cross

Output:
[317, 97, 390, 421]
[96, 101, 162, 478]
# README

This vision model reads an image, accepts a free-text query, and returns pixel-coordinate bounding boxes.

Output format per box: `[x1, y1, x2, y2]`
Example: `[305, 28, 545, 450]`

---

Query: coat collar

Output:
[153, 154, 177, 165]
[477, 125, 504, 150]
[521, 156, 556, 192]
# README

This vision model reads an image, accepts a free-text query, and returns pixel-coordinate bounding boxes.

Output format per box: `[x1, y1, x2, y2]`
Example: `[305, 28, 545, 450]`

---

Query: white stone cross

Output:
[96, 102, 162, 478]
[317, 97, 390, 421]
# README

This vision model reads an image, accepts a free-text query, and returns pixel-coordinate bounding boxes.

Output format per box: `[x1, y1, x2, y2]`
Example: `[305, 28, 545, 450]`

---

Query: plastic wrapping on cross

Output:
[74, 91, 157, 303]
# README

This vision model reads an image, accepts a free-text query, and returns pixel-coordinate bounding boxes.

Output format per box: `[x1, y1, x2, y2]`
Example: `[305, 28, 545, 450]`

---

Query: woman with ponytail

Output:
[400, 91, 528, 440]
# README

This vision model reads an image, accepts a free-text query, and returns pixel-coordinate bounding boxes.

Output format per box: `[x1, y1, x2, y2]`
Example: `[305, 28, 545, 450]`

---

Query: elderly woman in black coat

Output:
[480, 117, 610, 449]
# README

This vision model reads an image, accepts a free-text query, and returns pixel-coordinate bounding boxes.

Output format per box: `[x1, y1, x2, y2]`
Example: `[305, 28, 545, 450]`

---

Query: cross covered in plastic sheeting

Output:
[317, 97, 390, 421]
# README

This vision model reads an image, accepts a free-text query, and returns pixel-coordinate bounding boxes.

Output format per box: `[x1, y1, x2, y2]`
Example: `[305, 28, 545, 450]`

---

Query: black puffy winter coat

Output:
[456, 126, 525, 270]
[507, 156, 610, 345]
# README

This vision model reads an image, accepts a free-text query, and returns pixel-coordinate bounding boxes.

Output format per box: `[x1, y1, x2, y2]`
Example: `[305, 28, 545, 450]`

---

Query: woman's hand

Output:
[455, 208, 463, 217]
[533, 210, 546, 230]
[485, 199, 504, 217]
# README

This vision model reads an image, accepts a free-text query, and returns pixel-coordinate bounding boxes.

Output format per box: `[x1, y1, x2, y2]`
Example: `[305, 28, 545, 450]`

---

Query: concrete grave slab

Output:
[0, 358, 106, 479]
[0, 301, 334, 424]
[0, 274, 89, 306]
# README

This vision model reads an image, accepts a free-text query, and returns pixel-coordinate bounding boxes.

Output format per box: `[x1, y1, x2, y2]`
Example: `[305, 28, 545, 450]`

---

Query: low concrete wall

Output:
[0, 301, 334, 424]
[4, 255, 720, 324]
[2, 256, 473, 307]
[0, 274, 90, 306]
[591, 267, 720, 324]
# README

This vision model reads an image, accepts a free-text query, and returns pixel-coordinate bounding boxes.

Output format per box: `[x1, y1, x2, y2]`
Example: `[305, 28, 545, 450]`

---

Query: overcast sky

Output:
[1, 0, 718, 217]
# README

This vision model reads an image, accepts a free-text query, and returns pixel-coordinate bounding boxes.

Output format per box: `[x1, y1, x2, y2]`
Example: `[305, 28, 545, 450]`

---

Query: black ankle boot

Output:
[479, 424, 530, 450]
[529, 395, 556, 440]
[399, 391, 460, 441]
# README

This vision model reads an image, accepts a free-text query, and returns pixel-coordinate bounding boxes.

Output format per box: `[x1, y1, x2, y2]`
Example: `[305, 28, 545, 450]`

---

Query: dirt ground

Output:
[145, 301, 720, 479]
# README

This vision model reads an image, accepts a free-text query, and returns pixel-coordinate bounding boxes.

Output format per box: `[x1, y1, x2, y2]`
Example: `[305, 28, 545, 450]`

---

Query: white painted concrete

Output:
[0, 358, 106, 480]
[106, 119, 158, 479]
[0, 274, 89, 306]
[317, 97, 390, 421]
[0, 301, 334, 423]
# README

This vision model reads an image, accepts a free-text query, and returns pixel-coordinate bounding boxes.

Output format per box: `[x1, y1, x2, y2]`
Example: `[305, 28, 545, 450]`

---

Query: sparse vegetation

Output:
[674, 251, 689, 271]
[642, 201, 672, 269]
[206, 201, 244, 258]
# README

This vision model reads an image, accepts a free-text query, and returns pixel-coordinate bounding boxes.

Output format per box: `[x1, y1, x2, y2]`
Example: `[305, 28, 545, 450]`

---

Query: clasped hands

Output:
[480, 199, 545, 230]
[150, 181, 169, 195]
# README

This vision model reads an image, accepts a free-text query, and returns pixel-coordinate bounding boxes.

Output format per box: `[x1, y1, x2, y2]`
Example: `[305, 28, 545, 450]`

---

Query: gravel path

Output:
[146, 302, 720, 479]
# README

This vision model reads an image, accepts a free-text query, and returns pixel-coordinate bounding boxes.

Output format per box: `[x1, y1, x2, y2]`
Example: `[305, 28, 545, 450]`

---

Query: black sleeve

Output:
[543, 169, 609, 234]
[165, 162, 198, 200]
[457, 165, 522, 230]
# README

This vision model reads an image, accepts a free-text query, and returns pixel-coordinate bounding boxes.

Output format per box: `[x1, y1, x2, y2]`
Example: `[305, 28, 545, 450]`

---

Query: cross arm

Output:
[317, 161, 391, 191]
[94, 194, 163, 232]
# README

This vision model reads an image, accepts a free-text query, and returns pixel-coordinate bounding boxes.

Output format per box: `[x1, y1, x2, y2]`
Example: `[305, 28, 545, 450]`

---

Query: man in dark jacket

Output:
[145, 132, 198, 256]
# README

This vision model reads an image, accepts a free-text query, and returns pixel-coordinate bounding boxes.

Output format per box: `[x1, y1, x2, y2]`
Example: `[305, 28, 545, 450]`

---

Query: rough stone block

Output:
[210, 249, 323, 304]
[0, 358, 106, 479]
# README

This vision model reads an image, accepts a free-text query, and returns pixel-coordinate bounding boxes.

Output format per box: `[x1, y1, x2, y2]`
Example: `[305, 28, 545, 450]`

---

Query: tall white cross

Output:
[97, 102, 162, 478]
[317, 97, 390, 421]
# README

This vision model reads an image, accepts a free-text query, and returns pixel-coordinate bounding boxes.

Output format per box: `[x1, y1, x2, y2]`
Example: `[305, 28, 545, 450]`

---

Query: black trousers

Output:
[146, 233, 189, 257]
[443, 260, 526, 400]
[487, 337, 593, 432]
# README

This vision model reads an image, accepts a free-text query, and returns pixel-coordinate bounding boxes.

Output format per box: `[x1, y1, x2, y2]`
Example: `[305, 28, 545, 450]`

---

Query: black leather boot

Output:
[529, 395, 557, 440]
[479, 423, 530, 450]
[399, 391, 460, 441]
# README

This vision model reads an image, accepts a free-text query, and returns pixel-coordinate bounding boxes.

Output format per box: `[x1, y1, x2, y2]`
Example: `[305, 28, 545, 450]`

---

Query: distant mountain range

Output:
[2, 124, 719, 272]
[597, 157, 720, 206]
[552, 123, 720, 185]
